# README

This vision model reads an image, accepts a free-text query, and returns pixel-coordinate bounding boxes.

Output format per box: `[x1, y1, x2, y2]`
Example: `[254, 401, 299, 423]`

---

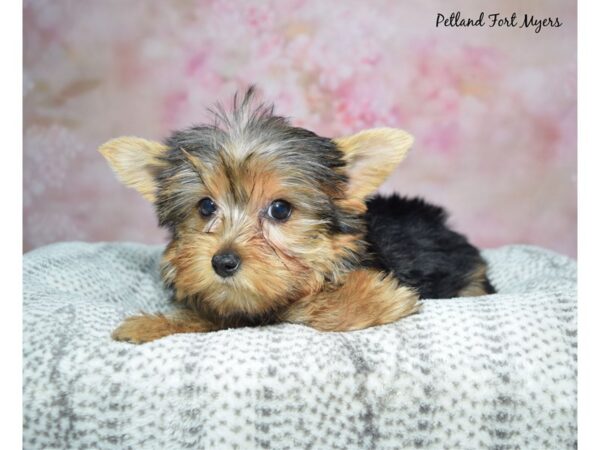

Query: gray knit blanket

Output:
[23, 242, 577, 450]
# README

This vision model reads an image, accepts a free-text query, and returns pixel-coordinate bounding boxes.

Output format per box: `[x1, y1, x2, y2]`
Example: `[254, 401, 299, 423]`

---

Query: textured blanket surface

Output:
[23, 242, 577, 450]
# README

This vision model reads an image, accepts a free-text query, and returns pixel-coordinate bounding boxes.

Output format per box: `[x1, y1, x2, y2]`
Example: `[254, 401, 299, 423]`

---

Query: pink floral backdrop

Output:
[23, 0, 577, 257]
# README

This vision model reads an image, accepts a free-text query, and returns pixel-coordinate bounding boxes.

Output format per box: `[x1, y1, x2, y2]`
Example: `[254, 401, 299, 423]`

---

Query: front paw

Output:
[111, 314, 172, 344]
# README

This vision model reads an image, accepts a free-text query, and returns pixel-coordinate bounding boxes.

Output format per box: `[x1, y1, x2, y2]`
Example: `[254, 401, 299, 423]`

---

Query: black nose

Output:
[211, 251, 241, 277]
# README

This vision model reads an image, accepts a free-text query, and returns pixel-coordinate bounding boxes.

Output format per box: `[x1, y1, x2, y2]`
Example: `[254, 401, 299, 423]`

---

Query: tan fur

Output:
[334, 128, 414, 211]
[458, 262, 491, 297]
[111, 309, 216, 344]
[98, 137, 168, 202]
[282, 269, 420, 331]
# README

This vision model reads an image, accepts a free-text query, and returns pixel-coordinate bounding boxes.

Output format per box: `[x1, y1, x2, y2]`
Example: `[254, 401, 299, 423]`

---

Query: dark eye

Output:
[198, 197, 217, 217]
[267, 199, 292, 221]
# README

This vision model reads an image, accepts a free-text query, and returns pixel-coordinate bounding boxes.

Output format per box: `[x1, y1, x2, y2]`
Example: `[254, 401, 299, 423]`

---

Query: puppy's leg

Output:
[112, 308, 216, 344]
[458, 261, 496, 296]
[283, 269, 420, 331]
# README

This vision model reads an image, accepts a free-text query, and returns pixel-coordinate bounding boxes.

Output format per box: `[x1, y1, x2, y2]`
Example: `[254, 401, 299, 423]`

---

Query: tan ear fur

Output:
[99, 137, 168, 202]
[334, 128, 414, 211]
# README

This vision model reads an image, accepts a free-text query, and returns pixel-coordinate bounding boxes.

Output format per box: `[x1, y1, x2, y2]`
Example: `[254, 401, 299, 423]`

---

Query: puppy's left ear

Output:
[334, 128, 414, 211]
[99, 137, 168, 202]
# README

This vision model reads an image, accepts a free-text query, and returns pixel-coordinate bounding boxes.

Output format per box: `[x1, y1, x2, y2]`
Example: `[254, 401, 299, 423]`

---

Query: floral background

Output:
[23, 0, 577, 256]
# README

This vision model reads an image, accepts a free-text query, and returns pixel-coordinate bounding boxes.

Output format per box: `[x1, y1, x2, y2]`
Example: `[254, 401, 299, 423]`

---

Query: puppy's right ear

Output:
[99, 137, 168, 202]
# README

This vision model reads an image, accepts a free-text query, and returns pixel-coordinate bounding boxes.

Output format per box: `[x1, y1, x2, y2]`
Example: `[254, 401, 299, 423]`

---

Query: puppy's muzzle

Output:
[211, 250, 241, 277]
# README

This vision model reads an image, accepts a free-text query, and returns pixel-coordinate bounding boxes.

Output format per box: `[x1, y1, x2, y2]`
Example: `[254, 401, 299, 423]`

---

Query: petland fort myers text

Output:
[436, 12, 562, 33]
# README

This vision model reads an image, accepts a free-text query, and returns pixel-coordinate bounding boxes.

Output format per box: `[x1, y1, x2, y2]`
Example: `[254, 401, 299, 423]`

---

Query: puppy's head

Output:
[100, 89, 413, 317]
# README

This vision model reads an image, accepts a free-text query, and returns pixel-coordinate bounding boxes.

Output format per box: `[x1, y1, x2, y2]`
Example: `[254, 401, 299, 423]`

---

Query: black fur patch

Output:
[363, 194, 495, 298]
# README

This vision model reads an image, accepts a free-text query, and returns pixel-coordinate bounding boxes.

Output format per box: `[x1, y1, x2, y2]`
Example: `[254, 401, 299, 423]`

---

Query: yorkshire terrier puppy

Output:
[100, 88, 494, 344]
